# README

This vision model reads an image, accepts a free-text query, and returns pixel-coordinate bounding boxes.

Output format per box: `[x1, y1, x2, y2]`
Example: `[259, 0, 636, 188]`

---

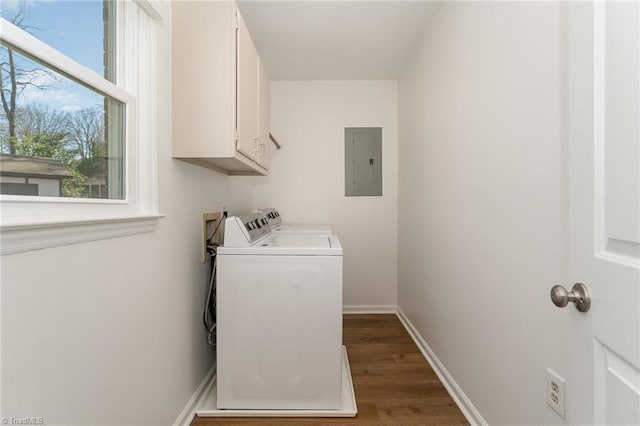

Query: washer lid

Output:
[218, 234, 342, 256]
[271, 224, 333, 235]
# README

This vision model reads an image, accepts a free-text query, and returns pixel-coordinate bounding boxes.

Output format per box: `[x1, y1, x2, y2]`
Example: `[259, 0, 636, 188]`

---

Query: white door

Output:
[567, 2, 640, 424]
[236, 10, 259, 162]
[257, 57, 271, 169]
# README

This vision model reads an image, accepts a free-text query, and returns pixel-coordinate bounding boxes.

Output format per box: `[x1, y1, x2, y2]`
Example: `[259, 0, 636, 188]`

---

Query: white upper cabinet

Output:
[172, 1, 270, 175]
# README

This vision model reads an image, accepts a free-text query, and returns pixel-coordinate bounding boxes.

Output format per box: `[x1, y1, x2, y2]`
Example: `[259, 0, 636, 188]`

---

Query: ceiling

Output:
[237, 1, 441, 81]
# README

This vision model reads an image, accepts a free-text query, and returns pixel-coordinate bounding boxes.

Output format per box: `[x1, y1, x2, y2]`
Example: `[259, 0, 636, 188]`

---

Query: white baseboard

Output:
[395, 307, 487, 426]
[343, 304, 397, 314]
[173, 364, 216, 426]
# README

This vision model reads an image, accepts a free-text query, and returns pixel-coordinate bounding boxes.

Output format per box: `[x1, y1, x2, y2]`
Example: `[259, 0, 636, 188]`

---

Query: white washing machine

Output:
[257, 207, 333, 235]
[216, 213, 343, 410]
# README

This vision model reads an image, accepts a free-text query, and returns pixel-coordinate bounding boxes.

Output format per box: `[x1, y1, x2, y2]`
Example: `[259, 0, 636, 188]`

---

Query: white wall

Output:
[254, 81, 398, 308]
[0, 9, 254, 425]
[398, 2, 570, 424]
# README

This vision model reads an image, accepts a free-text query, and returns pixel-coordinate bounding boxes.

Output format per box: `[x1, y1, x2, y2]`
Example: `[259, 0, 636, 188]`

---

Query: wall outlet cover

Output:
[546, 368, 566, 419]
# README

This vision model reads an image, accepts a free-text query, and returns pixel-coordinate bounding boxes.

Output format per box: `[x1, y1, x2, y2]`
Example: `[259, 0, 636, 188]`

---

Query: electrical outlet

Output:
[546, 368, 566, 418]
[202, 212, 223, 263]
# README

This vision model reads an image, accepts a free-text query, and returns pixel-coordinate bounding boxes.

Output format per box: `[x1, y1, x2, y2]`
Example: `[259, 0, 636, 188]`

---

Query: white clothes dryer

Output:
[257, 207, 333, 235]
[216, 213, 343, 410]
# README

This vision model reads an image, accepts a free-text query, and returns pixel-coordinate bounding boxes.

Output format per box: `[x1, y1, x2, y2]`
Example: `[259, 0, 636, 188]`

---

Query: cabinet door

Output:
[257, 58, 270, 169]
[236, 11, 259, 162]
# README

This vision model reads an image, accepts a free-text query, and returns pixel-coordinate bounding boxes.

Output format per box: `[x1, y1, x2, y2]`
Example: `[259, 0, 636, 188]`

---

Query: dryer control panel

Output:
[224, 213, 270, 247]
[256, 207, 282, 228]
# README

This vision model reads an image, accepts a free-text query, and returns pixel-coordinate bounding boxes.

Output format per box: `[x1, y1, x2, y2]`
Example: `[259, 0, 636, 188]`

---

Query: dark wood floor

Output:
[192, 314, 469, 425]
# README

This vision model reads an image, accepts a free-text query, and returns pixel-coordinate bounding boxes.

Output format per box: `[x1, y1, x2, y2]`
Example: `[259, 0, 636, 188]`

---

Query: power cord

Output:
[203, 211, 227, 354]
[206, 213, 225, 249]
[203, 251, 217, 352]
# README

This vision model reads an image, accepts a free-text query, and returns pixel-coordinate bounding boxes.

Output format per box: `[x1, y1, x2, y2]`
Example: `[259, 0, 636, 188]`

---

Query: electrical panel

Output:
[345, 127, 382, 196]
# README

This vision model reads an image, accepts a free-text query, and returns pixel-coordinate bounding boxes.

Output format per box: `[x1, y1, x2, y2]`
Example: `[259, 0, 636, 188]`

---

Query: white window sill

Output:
[0, 214, 165, 255]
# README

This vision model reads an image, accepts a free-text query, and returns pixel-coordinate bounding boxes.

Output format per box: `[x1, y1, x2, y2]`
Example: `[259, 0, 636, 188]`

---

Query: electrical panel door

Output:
[345, 127, 382, 196]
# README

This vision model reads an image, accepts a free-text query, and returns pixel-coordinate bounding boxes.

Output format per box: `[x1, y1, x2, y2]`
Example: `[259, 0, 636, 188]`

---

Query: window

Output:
[1, 1, 126, 199]
[0, 1, 164, 254]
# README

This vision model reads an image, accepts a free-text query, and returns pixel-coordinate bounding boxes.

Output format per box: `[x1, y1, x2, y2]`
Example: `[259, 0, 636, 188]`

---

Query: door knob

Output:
[550, 283, 591, 313]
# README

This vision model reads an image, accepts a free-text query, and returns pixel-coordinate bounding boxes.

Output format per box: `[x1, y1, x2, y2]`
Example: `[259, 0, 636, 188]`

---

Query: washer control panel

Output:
[257, 207, 282, 228]
[224, 213, 270, 247]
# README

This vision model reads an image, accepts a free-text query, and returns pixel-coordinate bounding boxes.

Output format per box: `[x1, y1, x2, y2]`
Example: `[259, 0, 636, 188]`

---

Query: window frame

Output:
[0, 0, 164, 255]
